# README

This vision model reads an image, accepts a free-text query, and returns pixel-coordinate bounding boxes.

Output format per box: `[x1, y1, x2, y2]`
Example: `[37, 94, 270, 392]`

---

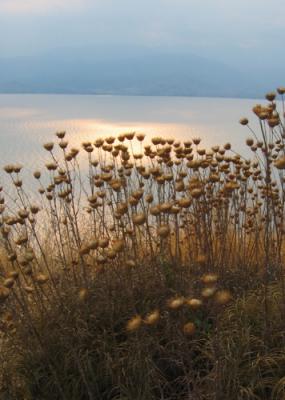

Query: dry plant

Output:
[1, 88, 285, 399]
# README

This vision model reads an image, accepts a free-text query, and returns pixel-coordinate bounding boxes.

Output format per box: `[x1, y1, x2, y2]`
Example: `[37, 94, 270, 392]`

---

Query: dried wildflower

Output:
[158, 225, 170, 238]
[112, 239, 125, 253]
[152, 137, 161, 145]
[13, 164, 22, 173]
[183, 322, 196, 336]
[78, 288, 89, 303]
[43, 142, 54, 151]
[30, 205, 40, 214]
[14, 179, 23, 188]
[201, 287, 216, 298]
[144, 310, 160, 325]
[187, 298, 203, 309]
[191, 188, 203, 198]
[126, 315, 142, 332]
[239, 118, 249, 126]
[277, 87, 285, 95]
[98, 238, 109, 248]
[33, 171, 41, 180]
[59, 140, 68, 149]
[246, 138, 254, 147]
[125, 132, 135, 140]
[214, 290, 232, 305]
[46, 162, 57, 171]
[18, 209, 29, 219]
[193, 137, 201, 145]
[89, 240, 99, 250]
[266, 92, 276, 101]
[132, 213, 146, 225]
[179, 197, 191, 208]
[201, 274, 218, 285]
[4, 164, 14, 174]
[268, 117, 280, 128]
[274, 157, 285, 170]
[56, 131, 66, 139]
[136, 133, 145, 141]
[168, 297, 185, 309]
[79, 245, 91, 256]
[145, 194, 153, 203]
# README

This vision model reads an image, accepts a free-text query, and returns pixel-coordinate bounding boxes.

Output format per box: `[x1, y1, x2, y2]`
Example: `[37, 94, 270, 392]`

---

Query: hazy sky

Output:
[0, 0, 284, 67]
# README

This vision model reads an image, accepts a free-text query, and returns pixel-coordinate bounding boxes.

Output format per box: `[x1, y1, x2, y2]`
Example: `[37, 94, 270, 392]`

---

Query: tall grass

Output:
[1, 88, 285, 399]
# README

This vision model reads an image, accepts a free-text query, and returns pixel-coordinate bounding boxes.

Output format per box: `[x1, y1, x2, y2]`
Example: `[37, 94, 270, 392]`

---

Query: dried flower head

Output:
[214, 290, 232, 305]
[168, 297, 185, 309]
[126, 315, 142, 332]
[183, 322, 196, 336]
[187, 298, 203, 309]
[201, 274, 218, 285]
[144, 310, 160, 325]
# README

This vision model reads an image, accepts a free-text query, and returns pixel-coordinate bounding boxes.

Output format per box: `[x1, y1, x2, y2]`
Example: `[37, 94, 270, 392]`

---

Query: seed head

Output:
[187, 298, 203, 309]
[158, 225, 170, 238]
[13, 164, 22, 173]
[79, 245, 91, 256]
[277, 87, 285, 95]
[136, 133, 145, 141]
[125, 132, 135, 140]
[168, 297, 185, 309]
[239, 118, 249, 126]
[33, 171, 41, 179]
[201, 274, 218, 285]
[45, 162, 57, 171]
[132, 213, 146, 225]
[246, 138, 254, 147]
[98, 238, 109, 248]
[78, 288, 89, 303]
[56, 131, 66, 139]
[112, 239, 125, 253]
[144, 310, 160, 325]
[266, 92, 276, 101]
[214, 290, 232, 305]
[4, 164, 14, 174]
[43, 142, 54, 151]
[59, 140, 68, 149]
[126, 315, 142, 332]
[201, 287, 216, 298]
[193, 137, 201, 145]
[274, 156, 285, 169]
[183, 322, 196, 336]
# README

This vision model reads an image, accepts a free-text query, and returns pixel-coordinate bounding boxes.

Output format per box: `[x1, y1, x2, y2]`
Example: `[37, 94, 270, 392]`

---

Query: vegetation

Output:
[1, 88, 285, 399]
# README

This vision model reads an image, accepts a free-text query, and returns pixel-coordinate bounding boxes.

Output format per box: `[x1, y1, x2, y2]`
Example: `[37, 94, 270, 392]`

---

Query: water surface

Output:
[0, 94, 259, 186]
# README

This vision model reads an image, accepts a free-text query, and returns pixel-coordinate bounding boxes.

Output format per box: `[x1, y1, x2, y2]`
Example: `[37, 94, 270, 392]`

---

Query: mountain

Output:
[0, 47, 271, 98]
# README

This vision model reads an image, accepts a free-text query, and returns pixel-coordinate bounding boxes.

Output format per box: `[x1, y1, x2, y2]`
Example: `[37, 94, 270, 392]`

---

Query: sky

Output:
[0, 0, 284, 68]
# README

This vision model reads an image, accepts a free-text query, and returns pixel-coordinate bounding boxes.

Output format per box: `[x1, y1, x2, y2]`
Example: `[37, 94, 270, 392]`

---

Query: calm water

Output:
[0, 94, 258, 186]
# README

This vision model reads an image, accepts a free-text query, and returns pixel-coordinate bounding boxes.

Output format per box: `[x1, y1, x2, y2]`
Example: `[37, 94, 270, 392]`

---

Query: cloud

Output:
[0, 0, 83, 13]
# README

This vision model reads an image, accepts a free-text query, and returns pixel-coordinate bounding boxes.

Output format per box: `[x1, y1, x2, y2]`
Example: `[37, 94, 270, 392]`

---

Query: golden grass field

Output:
[1, 89, 285, 399]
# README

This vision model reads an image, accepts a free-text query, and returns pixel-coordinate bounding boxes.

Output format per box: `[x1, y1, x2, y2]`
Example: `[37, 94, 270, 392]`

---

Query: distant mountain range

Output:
[0, 47, 282, 98]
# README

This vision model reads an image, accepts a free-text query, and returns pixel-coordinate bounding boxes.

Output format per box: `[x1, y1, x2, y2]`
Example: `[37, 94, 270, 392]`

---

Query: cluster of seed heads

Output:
[0, 89, 285, 346]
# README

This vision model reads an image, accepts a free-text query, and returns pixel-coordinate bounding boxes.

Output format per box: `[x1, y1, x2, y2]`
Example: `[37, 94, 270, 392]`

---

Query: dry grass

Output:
[1, 88, 285, 399]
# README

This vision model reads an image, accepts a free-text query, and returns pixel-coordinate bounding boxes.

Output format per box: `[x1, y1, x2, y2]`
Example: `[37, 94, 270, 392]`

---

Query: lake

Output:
[0, 94, 261, 188]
